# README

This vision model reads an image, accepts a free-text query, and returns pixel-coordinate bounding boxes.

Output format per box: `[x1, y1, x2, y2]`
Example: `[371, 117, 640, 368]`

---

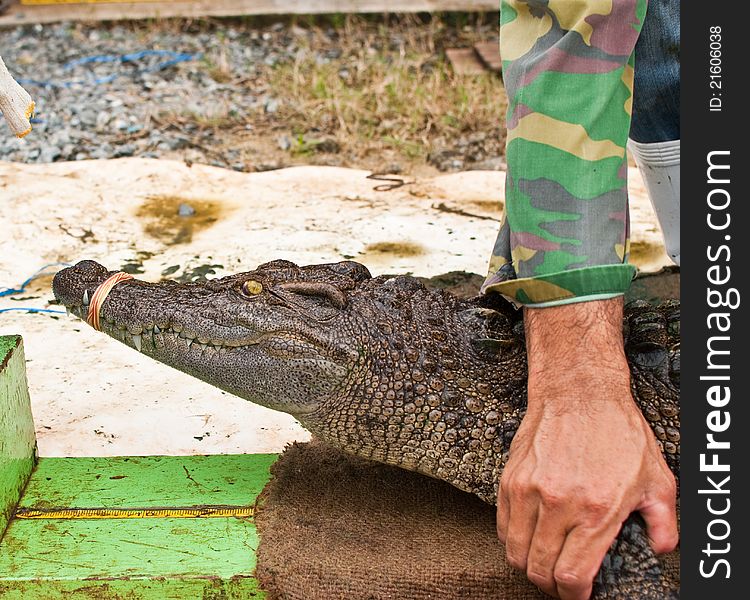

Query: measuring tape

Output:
[15, 505, 255, 520]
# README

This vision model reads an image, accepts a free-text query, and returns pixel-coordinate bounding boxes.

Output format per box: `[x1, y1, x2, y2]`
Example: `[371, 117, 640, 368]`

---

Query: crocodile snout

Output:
[52, 260, 111, 316]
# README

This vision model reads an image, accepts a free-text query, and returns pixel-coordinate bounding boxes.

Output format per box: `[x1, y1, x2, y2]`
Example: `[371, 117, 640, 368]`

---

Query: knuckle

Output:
[505, 550, 526, 571]
[554, 567, 588, 589]
[581, 499, 610, 519]
[539, 489, 566, 509]
[526, 568, 554, 591]
[507, 480, 529, 502]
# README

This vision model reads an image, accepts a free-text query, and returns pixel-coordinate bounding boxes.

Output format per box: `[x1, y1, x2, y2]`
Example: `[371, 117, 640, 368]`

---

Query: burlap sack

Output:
[255, 441, 679, 599]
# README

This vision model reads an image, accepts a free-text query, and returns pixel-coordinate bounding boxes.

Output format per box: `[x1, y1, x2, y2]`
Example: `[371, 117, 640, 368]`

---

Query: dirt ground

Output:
[2, 15, 505, 174]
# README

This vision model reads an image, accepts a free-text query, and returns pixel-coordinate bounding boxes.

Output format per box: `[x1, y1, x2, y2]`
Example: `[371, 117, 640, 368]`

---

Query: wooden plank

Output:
[445, 47, 487, 75]
[0, 518, 259, 599]
[1, 0, 499, 26]
[0, 453, 273, 597]
[474, 40, 502, 72]
[18, 454, 277, 509]
[0, 336, 37, 540]
[20, 1, 187, 4]
[0, 578, 263, 600]
[20, 0, 185, 4]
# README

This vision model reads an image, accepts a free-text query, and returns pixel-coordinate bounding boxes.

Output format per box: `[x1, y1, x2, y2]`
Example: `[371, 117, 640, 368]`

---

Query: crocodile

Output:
[53, 259, 680, 599]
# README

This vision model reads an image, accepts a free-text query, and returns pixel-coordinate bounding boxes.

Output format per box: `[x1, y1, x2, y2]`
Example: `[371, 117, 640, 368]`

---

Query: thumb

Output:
[637, 496, 679, 554]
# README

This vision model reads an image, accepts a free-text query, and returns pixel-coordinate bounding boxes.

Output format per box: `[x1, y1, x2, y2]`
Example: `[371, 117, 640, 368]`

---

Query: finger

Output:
[639, 497, 679, 554]
[553, 523, 621, 600]
[504, 495, 539, 572]
[497, 479, 511, 544]
[525, 506, 568, 597]
[553, 524, 621, 600]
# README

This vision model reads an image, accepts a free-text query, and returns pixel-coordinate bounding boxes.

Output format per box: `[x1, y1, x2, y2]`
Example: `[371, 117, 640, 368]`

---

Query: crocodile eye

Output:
[241, 280, 263, 297]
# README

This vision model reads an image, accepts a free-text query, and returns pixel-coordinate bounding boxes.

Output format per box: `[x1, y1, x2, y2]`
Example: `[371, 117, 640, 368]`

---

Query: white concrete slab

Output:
[0, 158, 668, 457]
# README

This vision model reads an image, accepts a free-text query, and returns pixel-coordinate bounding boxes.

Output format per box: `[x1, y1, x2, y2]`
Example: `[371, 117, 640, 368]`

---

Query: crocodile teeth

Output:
[82, 290, 89, 305]
[153, 325, 161, 334]
[66, 308, 72, 317]
[132, 334, 142, 352]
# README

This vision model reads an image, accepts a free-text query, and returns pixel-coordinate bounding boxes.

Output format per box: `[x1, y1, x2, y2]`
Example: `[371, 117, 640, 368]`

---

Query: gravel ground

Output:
[1, 21, 301, 168]
[0, 17, 505, 173]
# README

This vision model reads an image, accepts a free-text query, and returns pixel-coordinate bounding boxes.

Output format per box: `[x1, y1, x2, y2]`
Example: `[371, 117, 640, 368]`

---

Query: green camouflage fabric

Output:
[482, 0, 646, 306]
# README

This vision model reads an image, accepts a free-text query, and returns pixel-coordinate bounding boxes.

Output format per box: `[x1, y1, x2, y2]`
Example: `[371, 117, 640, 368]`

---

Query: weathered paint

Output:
[15, 506, 256, 519]
[0, 577, 264, 600]
[0, 517, 261, 579]
[18, 454, 278, 509]
[1, 454, 276, 598]
[0, 335, 37, 538]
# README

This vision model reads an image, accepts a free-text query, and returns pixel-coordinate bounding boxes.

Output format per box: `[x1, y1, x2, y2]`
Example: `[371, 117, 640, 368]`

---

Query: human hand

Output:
[497, 297, 678, 600]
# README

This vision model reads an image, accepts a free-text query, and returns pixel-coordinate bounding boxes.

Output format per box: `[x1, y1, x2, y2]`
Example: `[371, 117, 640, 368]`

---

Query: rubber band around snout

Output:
[87, 272, 134, 331]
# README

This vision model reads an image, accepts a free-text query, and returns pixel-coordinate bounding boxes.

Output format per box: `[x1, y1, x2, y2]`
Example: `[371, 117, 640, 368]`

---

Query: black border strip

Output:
[682, 5, 748, 597]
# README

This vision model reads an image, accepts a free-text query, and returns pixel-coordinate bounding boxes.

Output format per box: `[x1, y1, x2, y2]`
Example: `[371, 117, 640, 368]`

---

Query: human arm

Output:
[497, 298, 677, 599]
[481, 1, 679, 598]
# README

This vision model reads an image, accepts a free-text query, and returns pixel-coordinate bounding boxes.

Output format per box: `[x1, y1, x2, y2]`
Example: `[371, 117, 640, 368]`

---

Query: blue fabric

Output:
[630, 0, 680, 143]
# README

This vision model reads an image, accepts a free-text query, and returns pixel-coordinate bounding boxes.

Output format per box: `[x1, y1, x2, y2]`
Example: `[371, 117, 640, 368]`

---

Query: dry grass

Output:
[269, 15, 506, 163]
[154, 14, 507, 171]
[274, 51, 503, 160]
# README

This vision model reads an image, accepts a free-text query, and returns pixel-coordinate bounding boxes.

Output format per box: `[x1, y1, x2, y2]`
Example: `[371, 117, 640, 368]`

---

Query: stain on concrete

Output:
[629, 240, 668, 267]
[468, 199, 504, 213]
[362, 241, 425, 257]
[136, 196, 224, 246]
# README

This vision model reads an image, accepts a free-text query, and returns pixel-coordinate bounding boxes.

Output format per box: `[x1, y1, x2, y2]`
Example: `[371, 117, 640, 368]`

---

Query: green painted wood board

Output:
[0, 454, 277, 598]
[0, 335, 37, 538]
[0, 576, 264, 599]
[18, 454, 278, 509]
[0, 517, 261, 579]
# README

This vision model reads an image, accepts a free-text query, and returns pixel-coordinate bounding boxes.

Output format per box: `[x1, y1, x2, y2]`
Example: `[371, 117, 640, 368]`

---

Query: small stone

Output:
[40, 145, 62, 162]
[471, 156, 506, 171]
[91, 143, 114, 159]
[96, 111, 111, 129]
[113, 144, 136, 158]
[167, 137, 190, 151]
[178, 203, 196, 217]
[255, 161, 284, 172]
[315, 138, 340, 154]
[78, 110, 97, 127]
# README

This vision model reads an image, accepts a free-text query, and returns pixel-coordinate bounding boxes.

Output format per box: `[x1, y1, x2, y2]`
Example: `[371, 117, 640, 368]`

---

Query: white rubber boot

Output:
[628, 138, 680, 266]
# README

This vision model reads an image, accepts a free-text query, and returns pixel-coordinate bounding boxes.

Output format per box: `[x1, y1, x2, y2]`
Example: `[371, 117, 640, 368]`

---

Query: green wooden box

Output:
[0, 335, 275, 599]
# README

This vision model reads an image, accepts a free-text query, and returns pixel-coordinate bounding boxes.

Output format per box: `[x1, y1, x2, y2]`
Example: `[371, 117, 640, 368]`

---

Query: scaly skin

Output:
[53, 259, 680, 599]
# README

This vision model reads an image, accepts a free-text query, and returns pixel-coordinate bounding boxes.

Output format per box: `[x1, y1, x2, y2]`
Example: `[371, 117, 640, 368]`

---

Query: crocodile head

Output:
[52, 259, 374, 416]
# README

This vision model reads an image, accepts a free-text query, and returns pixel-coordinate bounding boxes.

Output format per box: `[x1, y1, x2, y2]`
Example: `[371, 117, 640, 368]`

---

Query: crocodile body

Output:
[53, 259, 680, 599]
